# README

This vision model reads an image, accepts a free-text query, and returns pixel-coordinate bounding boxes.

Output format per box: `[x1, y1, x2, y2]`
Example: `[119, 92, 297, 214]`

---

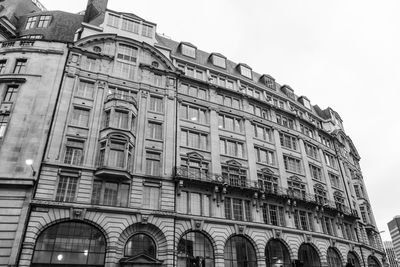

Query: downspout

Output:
[16, 44, 71, 265]
[355, 223, 367, 267]
[172, 71, 179, 267]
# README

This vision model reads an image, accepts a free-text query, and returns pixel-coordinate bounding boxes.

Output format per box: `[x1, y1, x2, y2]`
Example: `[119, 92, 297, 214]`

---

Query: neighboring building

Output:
[389, 217, 400, 262]
[384, 241, 399, 267]
[0, 0, 387, 267]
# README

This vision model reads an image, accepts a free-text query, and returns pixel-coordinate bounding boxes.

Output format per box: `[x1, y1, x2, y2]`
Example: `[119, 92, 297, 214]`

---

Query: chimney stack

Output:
[84, 0, 108, 26]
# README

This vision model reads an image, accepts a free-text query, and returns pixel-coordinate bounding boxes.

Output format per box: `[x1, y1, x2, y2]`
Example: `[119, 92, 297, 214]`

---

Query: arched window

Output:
[177, 231, 214, 267]
[327, 247, 342, 267]
[367, 256, 381, 267]
[347, 252, 361, 267]
[125, 233, 156, 258]
[224, 235, 257, 267]
[265, 239, 291, 267]
[298, 243, 321, 267]
[32, 221, 106, 266]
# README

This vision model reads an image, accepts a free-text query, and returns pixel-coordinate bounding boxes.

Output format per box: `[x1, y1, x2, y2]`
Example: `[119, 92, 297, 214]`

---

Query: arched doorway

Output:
[177, 231, 214, 267]
[32, 221, 106, 266]
[327, 247, 342, 267]
[298, 243, 321, 267]
[265, 239, 291, 267]
[224, 235, 257, 267]
[347, 251, 361, 267]
[368, 256, 381, 267]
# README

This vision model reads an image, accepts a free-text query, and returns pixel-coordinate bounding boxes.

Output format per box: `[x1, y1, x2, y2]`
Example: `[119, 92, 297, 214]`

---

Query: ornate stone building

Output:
[0, 0, 386, 266]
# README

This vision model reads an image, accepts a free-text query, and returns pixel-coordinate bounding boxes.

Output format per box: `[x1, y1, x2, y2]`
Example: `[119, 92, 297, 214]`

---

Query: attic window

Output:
[238, 64, 252, 79]
[303, 98, 311, 109]
[181, 44, 196, 58]
[211, 54, 226, 68]
[262, 75, 276, 90]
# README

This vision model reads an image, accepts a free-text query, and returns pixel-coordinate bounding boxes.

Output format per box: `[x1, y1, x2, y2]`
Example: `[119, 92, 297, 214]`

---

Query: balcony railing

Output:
[105, 93, 137, 107]
[174, 166, 358, 218]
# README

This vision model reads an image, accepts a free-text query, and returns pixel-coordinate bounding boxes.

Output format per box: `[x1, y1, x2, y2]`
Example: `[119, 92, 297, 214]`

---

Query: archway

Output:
[367, 255, 381, 267]
[347, 251, 361, 267]
[177, 231, 214, 267]
[224, 235, 257, 267]
[31, 221, 106, 266]
[327, 247, 342, 267]
[265, 239, 291, 267]
[298, 243, 321, 267]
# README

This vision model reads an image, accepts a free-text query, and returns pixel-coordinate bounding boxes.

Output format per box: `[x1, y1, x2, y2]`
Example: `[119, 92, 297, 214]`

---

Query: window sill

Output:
[180, 145, 209, 153]
[285, 170, 304, 177]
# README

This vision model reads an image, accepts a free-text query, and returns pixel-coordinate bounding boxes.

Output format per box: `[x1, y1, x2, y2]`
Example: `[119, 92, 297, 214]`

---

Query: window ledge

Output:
[95, 167, 131, 180]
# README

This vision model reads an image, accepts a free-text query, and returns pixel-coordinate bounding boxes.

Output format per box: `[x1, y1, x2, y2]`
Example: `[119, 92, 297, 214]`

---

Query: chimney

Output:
[84, 0, 108, 26]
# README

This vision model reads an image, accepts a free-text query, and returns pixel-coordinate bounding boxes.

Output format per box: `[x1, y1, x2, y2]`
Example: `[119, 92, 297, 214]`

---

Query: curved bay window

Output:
[125, 234, 156, 258]
[97, 134, 133, 171]
[347, 252, 361, 267]
[298, 243, 321, 267]
[327, 247, 342, 267]
[265, 239, 291, 267]
[287, 176, 306, 200]
[180, 153, 209, 180]
[222, 160, 247, 187]
[257, 168, 278, 193]
[32, 221, 106, 266]
[103, 107, 136, 132]
[224, 235, 257, 267]
[314, 184, 327, 205]
[367, 256, 381, 267]
[177, 231, 214, 267]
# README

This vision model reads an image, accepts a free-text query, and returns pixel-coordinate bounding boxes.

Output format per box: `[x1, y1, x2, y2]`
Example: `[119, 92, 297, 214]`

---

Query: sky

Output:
[39, 0, 400, 241]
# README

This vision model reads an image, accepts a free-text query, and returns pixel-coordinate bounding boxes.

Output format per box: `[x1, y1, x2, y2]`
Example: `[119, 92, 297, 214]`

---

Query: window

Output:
[180, 103, 208, 124]
[117, 44, 138, 63]
[280, 133, 297, 150]
[64, 139, 84, 165]
[114, 61, 135, 79]
[300, 124, 314, 138]
[37, 15, 51, 28]
[21, 34, 43, 39]
[309, 164, 323, 181]
[222, 163, 247, 187]
[305, 142, 319, 159]
[149, 96, 163, 112]
[216, 94, 240, 109]
[329, 173, 341, 188]
[294, 210, 314, 231]
[287, 178, 306, 199]
[263, 75, 276, 90]
[142, 184, 160, 209]
[321, 216, 336, 236]
[283, 155, 302, 174]
[177, 231, 214, 267]
[114, 110, 129, 129]
[3, 85, 18, 102]
[224, 198, 251, 221]
[121, 18, 139, 33]
[142, 24, 153, 38]
[25, 16, 37, 29]
[31, 222, 106, 266]
[71, 107, 90, 127]
[298, 244, 321, 267]
[146, 151, 161, 176]
[0, 115, 8, 138]
[153, 73, 162, 87]
[314, 184, 327, 204]
[257, 171, 278, 193]
[325, 153, 337, 168]
[181, 43, 196, 58]
[0, 60, 6, 74]
[180, 156, 209, 180]
[238, 64, 252, 79]
[179, 83, 207, 100]
[254, 147, 275, 165]
[84, 57, 96, 72]
[218, 114, 242, 132]
[181, 129, 208, 150]
[13, 59, 27, 74]
[320, 134, 332, 148]
[177, 191, 210, 216]
[276, 113, 294, 129]
[108, 140, 127, 168]
[253, 124, 273, 142]
[249, 103, 270, 119]
[262, 204, 285, 226]
[265, 239, 291, 267]
[224, 236, 256, 267]
[55, 176, 78, 202]
[211, 54, 226, 68]
[97, 135, 133, 170]
[148, 121, 163, 140]
[107, 13, 120, 27]
[220, 139, 244, 158]
[125, 234, 156, 258]
[92, 180, 129, 207]
[334, 192, 345, 211]
[76, 80, 94, 99]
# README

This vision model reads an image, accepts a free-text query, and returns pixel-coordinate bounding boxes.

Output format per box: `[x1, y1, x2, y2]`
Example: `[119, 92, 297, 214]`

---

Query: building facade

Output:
[0, 0, 386, 267]
[388, 217, 400, 263]
[383, 241, 398, 267]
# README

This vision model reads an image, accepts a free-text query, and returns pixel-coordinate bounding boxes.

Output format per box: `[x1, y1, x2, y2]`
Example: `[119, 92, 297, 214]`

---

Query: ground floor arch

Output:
[265, 238, 291, 267]
[297, 243, 321, 267]
[347, 251, 361, 267]
[177, 231, 215, 267]
[224, 235, 257, 267]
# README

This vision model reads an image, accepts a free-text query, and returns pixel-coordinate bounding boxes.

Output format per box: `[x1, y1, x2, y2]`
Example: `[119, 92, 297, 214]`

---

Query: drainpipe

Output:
[355, 223, 367, 267]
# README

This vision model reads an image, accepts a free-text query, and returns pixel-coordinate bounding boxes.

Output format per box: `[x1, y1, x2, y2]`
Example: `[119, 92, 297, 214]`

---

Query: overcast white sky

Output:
[40, 0, 400, 241]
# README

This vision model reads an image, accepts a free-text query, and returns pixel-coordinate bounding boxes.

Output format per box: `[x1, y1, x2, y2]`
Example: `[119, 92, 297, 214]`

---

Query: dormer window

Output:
[25, 16, 37, 30]
[282, 85, 295, 100]
[180, 43, 196, 58]
[303, 98, 311, 109]
[37, 15, 51, 28]
[142, 24, 153, 38]
[210, 53, 226, 68]
[260, 74, 276, 90]
[238, 64, 252, 79]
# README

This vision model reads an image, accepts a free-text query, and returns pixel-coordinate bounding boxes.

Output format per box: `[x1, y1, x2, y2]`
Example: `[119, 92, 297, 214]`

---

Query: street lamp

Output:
[25, 159, 36, 176]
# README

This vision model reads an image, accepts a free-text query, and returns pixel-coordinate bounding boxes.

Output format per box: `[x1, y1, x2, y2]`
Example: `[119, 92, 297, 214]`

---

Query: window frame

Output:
[91, 179, 130, 207]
